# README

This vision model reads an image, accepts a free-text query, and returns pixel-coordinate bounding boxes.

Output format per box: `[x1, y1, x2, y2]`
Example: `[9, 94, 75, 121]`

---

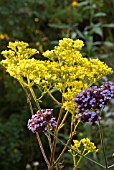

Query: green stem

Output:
[21, 83, 49, 167]
[47, 90, 62, 106]
[49, 130, 58, 170]
[108, 163, 114, 169]
[54, 113, 75, 167]
[20, 83, 34, 115]
[48, 130, 106, 169]
[45, 132, 52, 151]
[58, 110, 69, 130]
[73, 155, 76, 168]
[98, 120, 108, 169]
[29, 86, 42, 111]
[76, 150, 86, 168]
[49, 97, 64, 167]
[74, 120, 80, 132]
[54, 137, 71, 166]
[25, 79, 50, 167]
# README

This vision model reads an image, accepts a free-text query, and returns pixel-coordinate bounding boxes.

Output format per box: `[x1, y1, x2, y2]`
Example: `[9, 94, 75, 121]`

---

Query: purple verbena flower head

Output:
[27, 109, 57, 133]
[74, 81, 114, 125]
[74, 82, 114, 112]
[77, 110, 101, 126]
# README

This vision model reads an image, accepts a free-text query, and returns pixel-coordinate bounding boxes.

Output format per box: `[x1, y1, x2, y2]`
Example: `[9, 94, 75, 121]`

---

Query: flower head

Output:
[71, 1, 78, 7]
[74, 81, 114, 125]
[27, 109, 56, 133]
[69, 138, 98, 156]
[1, 39, 113, 114]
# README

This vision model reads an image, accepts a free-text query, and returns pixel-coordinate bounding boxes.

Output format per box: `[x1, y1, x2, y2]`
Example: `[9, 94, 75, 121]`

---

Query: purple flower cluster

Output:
[74, 82, 114, 125]
[77, 110, 101, 125]
[27, 109, 57, 133]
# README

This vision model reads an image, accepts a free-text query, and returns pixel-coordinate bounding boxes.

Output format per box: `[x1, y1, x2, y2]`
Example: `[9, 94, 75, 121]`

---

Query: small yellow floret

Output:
[71, 1, 78, 7]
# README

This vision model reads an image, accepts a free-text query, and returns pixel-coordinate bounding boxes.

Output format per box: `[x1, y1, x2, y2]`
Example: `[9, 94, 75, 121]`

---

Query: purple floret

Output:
[27, 109, 56, 133]
[74, 81, 114, 125]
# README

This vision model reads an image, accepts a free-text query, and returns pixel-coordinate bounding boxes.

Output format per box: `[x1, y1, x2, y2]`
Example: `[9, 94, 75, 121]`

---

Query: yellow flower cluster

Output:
[81, 138, 98, 153]
[0, 33, 9, 40]
[68, 138, 98, 156]
[43, 38, 112, 112]
[1, 38, 113, 113]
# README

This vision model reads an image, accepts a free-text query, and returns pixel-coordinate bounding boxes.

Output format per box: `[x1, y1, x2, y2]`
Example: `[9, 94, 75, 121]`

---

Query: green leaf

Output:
[48, 23, 70, 29]
[49, 88, 59, 93]
[99, 54, 109, 59]
[94, 12, 106, 17]
[78, 1, 89, 6]
[76, 30, 85, 39]
[71, 32, 77, 39]
[104, 41, 114, 47]
[92, 27, 103, 37]
[103, 23, 114, 28]
[93, 41, 102, 45]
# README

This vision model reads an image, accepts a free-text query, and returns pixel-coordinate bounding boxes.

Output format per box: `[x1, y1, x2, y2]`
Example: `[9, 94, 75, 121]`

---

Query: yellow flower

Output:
[0, 33, 9, 40]
[81, 138, 98, 153]
[1, 38, 113, 113]
[34, 18, 39, 22]
[71, 1, 78, 7]
[69, 138, 98, 156]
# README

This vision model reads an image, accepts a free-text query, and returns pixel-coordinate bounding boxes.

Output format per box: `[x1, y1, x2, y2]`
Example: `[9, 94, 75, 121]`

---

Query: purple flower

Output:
[77, 110, 101, 125]
[74, 81, 114, 125]
[27, 109, 57, 133]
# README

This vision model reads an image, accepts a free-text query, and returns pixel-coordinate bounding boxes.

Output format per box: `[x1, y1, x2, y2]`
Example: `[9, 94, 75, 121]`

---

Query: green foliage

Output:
[0, 0, 114, 169]
[0, 114, 24, 170]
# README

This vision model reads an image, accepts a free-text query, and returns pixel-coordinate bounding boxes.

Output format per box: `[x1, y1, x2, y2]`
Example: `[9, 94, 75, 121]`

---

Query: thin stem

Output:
[48, 130, 106, 169]
[73, 165, 77, 170]
[27, 77, 41, 111]
[54, 136, 72, 165]
[36, 132, 50, 167]
[45, 132, 52, 151]
[49, 97, 64, 167]
[21, 85, 50, 167]
[29, 86, 41, 111]
[108, 163, 114, 169]
[49, 130, 58, 169]
[76, 150, 86, 168]
[47, 90, 62, 106]
[74, 120, 80, 132]
[23, 80, 50, 167]
[54, 113, 75, 167]
[20, 83, 34, 115]
[73, 155, 77, 170]
[29, 87, 50, 166]
[58, 110, 69, 130]
[98, 121, 108, 169]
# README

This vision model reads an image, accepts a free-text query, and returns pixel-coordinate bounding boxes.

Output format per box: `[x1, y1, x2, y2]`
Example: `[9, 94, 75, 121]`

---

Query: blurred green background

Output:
[0, 0, 114, 169]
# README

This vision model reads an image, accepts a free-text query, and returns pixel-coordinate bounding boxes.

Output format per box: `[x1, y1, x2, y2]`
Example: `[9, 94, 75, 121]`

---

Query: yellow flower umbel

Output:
[43, 38, 112, 113]
[1, 38, 113, 113]
[68, 138, 98, 168]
